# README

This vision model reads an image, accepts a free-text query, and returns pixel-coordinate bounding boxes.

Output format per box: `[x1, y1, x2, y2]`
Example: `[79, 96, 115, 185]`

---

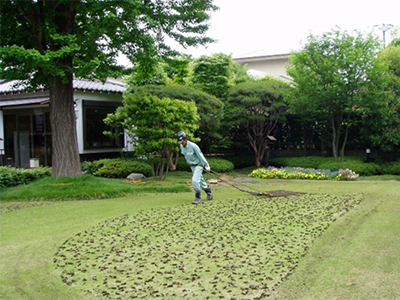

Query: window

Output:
[83, 101, 122, 150]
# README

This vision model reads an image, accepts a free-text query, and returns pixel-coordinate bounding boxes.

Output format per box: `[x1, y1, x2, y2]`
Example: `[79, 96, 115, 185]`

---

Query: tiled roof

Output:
[73, 78, 126, 93]
[0, 78, 126, 95]
[0, 97, 49, 108]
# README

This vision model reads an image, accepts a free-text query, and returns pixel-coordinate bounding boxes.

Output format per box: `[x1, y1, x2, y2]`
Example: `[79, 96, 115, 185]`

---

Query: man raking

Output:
[177, 131, 213, 204]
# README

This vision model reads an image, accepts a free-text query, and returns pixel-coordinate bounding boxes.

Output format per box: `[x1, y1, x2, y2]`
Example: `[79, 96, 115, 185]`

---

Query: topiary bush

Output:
[0, 166, 52, 189]
[82, 158, 153, 178]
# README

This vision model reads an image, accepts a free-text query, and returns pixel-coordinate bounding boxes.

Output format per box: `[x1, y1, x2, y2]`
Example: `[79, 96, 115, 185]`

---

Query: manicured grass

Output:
[0, 174, 191, 201]
[0, 174, 399, 299]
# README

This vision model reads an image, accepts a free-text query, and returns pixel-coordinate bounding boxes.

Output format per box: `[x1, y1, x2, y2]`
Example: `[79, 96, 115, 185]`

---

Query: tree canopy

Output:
[132, 85, 223, 147]
[286, 28, 389, 161]
[190, 53, 251, 100]
[123, 94, 199, 180]
[0, 0, 217, 176]
[225, 78, 289, 167]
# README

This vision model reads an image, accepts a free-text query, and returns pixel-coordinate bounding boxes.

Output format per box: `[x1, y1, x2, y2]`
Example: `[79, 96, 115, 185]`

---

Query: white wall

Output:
[0, 110, 4, 155]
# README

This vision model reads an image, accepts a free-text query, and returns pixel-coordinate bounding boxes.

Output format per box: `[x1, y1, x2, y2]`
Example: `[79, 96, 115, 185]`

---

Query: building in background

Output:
[234, 52, 291, 80]
[0, 78, 126, 168]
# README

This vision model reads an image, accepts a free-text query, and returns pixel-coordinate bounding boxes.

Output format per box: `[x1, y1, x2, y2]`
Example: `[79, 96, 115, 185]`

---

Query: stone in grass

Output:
[127, 173, 146, 180]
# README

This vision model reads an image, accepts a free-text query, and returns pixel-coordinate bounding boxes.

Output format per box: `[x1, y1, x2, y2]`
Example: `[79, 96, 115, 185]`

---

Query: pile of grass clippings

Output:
[54, 193, 363, 299]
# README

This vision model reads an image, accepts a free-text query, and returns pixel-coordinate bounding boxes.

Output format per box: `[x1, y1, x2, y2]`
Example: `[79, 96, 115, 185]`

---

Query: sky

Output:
[173, 0, 399, 58]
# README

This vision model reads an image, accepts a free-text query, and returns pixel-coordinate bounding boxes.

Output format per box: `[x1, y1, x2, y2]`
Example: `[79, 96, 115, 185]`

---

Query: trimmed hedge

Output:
[0, 166, 52, 189]
[222, 154, 256, 169]
[82, 158, 153, 178]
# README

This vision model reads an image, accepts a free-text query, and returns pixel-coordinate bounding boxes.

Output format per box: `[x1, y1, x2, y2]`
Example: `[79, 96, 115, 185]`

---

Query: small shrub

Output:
[207, 158, 234, 173]
[82, 158, 153, 178]
[0, 166, 52, 189]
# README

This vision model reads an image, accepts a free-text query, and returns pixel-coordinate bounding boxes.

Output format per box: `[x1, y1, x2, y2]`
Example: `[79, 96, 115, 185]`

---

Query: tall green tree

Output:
[363, 42, 400, 160]
[123, 95, 199, 180]
[107, 84, 223, 169]
[0, 0, 217, 177]
[225, 78, 288, 167]
[190, 53, 251, 100]
[286, 29, 389, 161]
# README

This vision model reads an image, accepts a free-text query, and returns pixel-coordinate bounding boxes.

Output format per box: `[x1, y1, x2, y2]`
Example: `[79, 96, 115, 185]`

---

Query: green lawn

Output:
[0, 175, 399, 299]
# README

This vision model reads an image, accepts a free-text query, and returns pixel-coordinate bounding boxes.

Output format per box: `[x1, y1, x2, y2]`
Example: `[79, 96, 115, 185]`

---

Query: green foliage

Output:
[0, 0, 218, 177]
[176, 157, 234, 173]
[131, 85, 223, 144]
[222, 154, 256, 168]
[381, 160, 400, 175]
[367, 45, 400, 155]
[124, 55, 192, 90]
[0, 174, 190, 201]
[82, 159, 153, 178]
[0, 167, 52, 189]
[251, 166, 361, 181]
[286, 28, 389, 161]
[225, 78, 289, 166]
[270, 156, 330, 169]
[124, 94, 199, 180]
[318, 161, 380, 176]
[269, 156, 380, 176]
[0, 1, 218, 85]
[103, 106, 126, 149]
[190, 53, 251, 99]
[207, 157, 234, 173]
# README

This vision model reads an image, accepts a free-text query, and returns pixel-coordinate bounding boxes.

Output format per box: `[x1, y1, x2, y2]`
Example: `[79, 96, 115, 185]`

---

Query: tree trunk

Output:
[167, 151, 178, 171]
[48, 75, 81, 177]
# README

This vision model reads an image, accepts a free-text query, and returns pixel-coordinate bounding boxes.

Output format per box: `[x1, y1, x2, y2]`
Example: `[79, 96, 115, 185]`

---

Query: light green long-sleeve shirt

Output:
[180, 141, 209, 167]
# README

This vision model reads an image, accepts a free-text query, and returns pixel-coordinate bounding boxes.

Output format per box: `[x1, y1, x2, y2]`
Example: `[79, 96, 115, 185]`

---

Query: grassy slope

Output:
[0, 179, 399, 299]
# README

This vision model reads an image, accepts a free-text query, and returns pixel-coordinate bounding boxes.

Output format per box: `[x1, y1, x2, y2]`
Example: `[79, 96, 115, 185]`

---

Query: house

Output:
[0, 78, 126, 168]
[233, 51, 291, 80]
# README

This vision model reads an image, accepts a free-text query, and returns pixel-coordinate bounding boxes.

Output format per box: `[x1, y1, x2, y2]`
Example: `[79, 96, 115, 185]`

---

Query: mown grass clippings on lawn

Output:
[54, 193, 364, 300]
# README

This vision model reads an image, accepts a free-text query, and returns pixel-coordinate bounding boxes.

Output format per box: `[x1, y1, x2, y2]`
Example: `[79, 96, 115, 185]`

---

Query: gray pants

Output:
[190, 166, 208, 192]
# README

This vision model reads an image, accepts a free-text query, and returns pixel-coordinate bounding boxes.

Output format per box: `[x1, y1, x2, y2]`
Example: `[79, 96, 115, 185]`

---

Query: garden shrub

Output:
[176, 157, 234, 173]
[318, 160, 380, 176]
[0, 166, 52, 189]
[207, 157, 234, 173]
[269, 156, 382, 176]
[82, 158, 153, 178]
[269, 156, 327, 169]
[223, 154, 255, 169]
[381, 160, 400, 175]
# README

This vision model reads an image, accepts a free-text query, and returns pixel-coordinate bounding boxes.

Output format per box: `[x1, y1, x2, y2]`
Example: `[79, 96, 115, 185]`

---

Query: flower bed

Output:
[249, 166, 359, 181]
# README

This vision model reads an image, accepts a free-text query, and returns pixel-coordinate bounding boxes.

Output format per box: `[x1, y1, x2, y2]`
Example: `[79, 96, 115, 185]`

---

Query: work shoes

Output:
[205, 193, 213, 200]
[192, 198, 201, 204]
